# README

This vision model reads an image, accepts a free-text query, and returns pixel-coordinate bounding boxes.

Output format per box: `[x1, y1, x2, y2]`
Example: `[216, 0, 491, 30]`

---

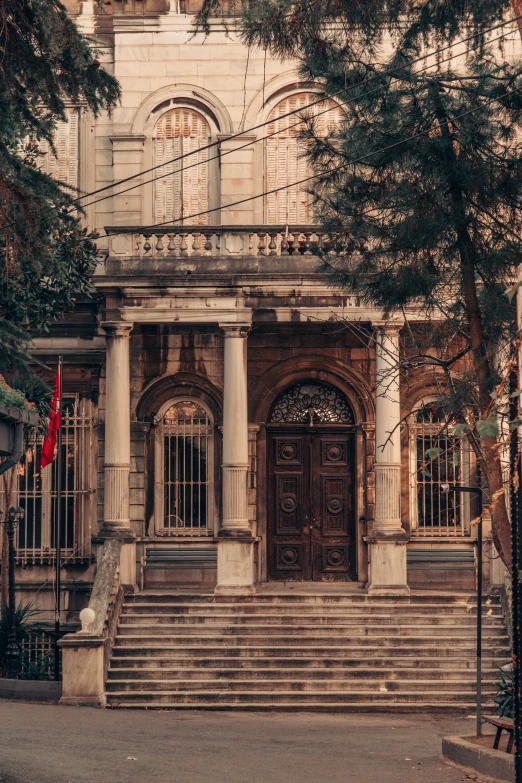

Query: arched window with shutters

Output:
[265, 92, 342, 224]
[38, 108, 80, 189]
[153, 107, 211, 226]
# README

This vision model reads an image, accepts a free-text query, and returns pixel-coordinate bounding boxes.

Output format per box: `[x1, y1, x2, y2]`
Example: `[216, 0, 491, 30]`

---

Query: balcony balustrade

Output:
[105, 225, 334, 259]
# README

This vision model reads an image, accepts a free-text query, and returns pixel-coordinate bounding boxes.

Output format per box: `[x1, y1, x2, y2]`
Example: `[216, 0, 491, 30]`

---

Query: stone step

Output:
[116, 623, 505, 638]
[104, 689, 494, 705]
[106, 701, 490, 713]
[111, 644, 508, 659]
[108, 656, 504, 671]
[114, 633, 507, 647]
[104, 677, 497, 693]
[119, 613, 503, 626]
[131, 592, 494, 604]
[125, 601, 500, 614]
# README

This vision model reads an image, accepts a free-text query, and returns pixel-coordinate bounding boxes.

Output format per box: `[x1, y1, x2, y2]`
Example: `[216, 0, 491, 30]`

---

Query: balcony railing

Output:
[105, 225, 333, 259]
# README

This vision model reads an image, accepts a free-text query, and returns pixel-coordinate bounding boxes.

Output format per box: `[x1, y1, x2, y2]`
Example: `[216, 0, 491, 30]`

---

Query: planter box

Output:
[0, 678, 62, 702]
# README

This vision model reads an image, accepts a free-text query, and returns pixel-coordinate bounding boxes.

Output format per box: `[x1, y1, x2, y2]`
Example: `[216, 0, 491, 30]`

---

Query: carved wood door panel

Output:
[268, 429, 356, 581]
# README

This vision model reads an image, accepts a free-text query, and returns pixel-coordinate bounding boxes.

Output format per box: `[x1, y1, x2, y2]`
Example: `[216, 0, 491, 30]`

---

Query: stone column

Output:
[367, 322, 409, 595]
[216, 325, 256, 593]
[100, 322, 134, 542]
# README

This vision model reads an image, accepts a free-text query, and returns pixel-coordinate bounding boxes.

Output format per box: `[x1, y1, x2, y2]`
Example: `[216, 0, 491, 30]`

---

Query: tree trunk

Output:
[432, 85, 513, 567]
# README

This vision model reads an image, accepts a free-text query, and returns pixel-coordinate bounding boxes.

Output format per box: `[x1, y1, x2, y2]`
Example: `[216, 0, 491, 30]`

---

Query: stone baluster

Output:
[155, 234, 164, 255]
[143, 234, 152, 256]
[192, 232, 202, 255]
[167, 233, 176, 256]
[180, 232, 189, 257]
[268, 232, 277, 256]
[203, 232, 213, 256]
[257, 232, 267, 256]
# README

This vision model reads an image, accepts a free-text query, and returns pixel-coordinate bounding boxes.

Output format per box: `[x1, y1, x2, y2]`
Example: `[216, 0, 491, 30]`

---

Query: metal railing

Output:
[20, 630, 57, 680]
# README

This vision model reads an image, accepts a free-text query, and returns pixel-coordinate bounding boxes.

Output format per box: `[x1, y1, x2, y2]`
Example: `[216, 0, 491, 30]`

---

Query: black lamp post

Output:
[1, 506, 24, 679]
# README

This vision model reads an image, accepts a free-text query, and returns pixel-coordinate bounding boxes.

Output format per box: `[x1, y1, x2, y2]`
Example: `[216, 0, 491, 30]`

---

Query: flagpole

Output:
[54, 356, 63, 682]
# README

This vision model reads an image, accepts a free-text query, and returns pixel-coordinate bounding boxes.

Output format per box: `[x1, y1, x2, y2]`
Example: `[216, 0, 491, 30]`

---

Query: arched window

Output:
[410, 403, 472, 536]
[155, 399, 214, 536]
[153, 107, 211, 226]
[265, 92, 342, 224]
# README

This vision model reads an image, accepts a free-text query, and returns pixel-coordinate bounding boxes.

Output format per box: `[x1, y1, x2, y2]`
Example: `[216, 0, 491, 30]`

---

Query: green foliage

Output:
[0, 601, 44, 670]
[0, 0, 120, 399]
[494, 666, 514, 719]
[0, 383, 32, 411]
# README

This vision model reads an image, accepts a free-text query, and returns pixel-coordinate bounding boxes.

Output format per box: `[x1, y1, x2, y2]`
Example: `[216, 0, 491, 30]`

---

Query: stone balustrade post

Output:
[367, 322, 409, 595]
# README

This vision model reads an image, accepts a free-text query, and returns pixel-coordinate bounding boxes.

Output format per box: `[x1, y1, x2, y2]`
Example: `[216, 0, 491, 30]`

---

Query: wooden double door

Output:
[268, 427, 356, 581]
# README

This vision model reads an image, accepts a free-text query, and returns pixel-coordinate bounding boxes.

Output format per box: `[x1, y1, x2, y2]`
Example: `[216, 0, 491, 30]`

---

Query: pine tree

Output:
[0, 0, 120, 403]
[197, 1, 522, 567]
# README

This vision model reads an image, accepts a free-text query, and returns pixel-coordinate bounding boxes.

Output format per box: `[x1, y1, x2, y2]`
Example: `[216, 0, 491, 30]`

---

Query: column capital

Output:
[101, 321, 133, 339]
[371, 319, 404, 335]
[220, 324, 251, 338]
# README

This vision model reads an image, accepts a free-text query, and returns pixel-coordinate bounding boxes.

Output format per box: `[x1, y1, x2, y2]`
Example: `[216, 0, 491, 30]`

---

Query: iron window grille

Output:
[5, 396, 94, 565]
[154, 399, 214, 536]
[409, 404, 472, 537]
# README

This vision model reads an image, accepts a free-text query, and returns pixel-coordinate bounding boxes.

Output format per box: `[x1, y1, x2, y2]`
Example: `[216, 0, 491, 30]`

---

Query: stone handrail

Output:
[105, 224, 334, 259]
[59, 538, 135, 706]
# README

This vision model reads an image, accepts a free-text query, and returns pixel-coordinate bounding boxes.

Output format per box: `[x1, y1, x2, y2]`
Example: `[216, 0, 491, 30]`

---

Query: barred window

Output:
[265, 92, 343, 224]
[11, 397, 94, 564]
[155, 399, 214, 536]
[410, 404, 471, 537]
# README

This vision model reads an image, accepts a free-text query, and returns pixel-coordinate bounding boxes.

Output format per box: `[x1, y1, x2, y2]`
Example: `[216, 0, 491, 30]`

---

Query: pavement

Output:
[0, 702, 496, 783]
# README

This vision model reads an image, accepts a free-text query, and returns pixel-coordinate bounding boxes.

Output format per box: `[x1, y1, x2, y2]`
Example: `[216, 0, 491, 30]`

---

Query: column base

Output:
[97, 526, 136, 540]
[215, 536, 257, 594]
[366, 533, 410, 596]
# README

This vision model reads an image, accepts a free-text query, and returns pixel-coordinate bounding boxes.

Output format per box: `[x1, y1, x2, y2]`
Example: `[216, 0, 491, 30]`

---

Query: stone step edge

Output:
[105, 702, 492, 713]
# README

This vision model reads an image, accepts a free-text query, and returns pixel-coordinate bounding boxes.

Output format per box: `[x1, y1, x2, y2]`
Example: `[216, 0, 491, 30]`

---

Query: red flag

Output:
[41, 368, 61, 468]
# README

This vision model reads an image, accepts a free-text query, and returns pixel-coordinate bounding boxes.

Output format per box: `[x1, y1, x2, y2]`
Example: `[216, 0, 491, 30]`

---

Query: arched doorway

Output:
[267, 381, 357, 581]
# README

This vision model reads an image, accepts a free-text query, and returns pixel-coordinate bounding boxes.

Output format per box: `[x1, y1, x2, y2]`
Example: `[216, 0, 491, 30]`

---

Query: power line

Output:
[107, 82, 522, 234]
[80, 26, 513, 215]
[0, 13, 519, 234]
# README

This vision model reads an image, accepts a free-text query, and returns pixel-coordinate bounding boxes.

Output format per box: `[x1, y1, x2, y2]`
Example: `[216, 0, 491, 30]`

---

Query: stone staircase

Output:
[106, 591, 509, 710]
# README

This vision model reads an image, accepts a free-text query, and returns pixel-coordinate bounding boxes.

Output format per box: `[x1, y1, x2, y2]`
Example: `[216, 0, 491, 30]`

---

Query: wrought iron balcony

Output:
[104, 225, 332, 259]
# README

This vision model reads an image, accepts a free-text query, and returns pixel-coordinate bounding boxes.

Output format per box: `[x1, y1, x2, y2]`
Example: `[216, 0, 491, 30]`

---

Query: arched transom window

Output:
[265, 92, 343, 224]
[156, 400, 214, 536]
[269, 381, 354, 424]
[410, 404, 472, 536]
[153, 107, 211, 226]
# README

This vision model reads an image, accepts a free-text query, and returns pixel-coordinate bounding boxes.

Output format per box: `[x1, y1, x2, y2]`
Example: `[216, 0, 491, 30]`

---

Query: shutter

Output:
[265, 93, 342, 224]
[38, 108, 79, 189]
[154, 107, 210, 226]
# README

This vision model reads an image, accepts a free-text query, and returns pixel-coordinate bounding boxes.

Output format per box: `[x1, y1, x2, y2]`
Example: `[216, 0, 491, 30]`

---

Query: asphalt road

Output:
[0, 702, 492, 783]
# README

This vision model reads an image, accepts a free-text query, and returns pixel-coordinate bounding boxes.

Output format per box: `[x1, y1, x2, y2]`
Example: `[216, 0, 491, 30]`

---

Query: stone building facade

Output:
[10, 1, 509, 621]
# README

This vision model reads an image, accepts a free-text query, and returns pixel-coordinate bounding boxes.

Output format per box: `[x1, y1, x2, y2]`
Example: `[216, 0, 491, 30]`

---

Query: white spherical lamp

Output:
[79, 607, 96, 632]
